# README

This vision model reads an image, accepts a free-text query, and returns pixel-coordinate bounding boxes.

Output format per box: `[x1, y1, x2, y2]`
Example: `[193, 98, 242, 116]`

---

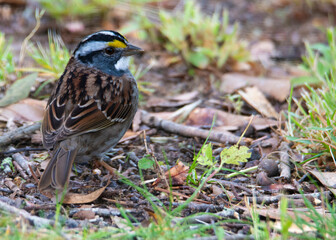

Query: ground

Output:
[0, 0, 335, 239]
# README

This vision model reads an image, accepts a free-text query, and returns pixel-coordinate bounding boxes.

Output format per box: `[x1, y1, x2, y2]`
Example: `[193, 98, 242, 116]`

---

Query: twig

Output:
[0, 147, 45, 155]
[0, 199, 54, 227]
[102, 198, 135, 207]
[10, 147, 32, 176]
[143, 130, 169, 189]
[24, 204, 56, 211]
[168, 202, 226, 212]
[98, 160, 116, 175]
[248, 191, 331, 205]
[178, 208, 238, 224]
[141, 110, 244, 144]
[0, 122, 41, 147]
[154, 187, 210, 204]
[212, 179, 253, 195]
[69, 207, 135, 217]
[279, 142, 291, 181]
[28, 164, 39, 183]
[12, 161, 28, 180]
[4, 178, 23, 195]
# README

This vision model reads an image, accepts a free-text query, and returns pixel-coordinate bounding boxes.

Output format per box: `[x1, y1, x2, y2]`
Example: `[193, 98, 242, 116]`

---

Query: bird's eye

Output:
[104, 47, 115, 55]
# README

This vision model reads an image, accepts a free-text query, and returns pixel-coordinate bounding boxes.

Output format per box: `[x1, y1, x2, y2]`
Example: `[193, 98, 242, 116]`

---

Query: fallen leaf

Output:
[211, 185, 224, 197]
[147, 97, 194, 108]
[221, 73, 290, 102]
[0, 98, 46, 123]
[153, 162, 189, 186]
[0, 73, 38, 107]
[238, 86, 279, 118]
[273, 221, 316, 234]
[308, 170, 336, 195]
[132, 110, 142, 132]
[167, 91, 199, 101]
[250, 207, 311, 222]
[185, 107, 278, 131]
[250, 40, 275, 63]
[62, 180, 110, 204]
[112, 216, 133, 232]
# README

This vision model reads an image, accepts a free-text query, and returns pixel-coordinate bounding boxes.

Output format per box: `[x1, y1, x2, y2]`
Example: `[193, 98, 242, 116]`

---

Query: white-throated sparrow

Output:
[39, 30, 143, 192]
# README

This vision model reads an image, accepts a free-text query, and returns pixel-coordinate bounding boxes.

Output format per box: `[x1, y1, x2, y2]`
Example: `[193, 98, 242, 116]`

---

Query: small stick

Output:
[0, 122, 41, 147]
[10, 148, 32, 176]
[248, 191, 331, 205]
[28, 165, 39, 183]
[141, 110, 245, 144]
[0, 199, 54, 227]
[0, 147, 45, 155]
[98, 160, 116, 176]
[143, 130, 169, 189]
[154, 186, 210, 204]
[279, 142, 291, 181]
[12, 161, 28, 180]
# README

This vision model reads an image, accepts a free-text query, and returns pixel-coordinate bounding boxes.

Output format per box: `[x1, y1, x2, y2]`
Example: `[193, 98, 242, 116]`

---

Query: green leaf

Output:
[0, 73, 38, 107]
[197, 143, 214, 166]
[220, 145, 251, 165]
[138, 156, 155, 170]
[187, 52, 209, 68]
[290, 76, 321, 87]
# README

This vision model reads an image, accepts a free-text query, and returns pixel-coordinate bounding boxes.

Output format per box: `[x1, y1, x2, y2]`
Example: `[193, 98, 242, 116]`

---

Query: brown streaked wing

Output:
[41, 72, 135, 148]
[42, 96, 67, 149]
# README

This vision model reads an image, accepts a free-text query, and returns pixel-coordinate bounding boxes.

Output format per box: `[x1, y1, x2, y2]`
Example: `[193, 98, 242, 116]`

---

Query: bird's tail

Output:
[38, 147, 78, 192]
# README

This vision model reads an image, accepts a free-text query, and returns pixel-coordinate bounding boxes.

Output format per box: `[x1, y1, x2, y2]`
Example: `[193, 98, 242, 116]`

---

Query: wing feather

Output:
[41, 72, 135, 150]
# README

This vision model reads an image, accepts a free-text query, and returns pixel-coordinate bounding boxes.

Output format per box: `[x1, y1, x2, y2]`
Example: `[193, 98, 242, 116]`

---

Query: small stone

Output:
[259, 158, 279, 177]
[66, 218, 79, 228]
[256, 172, 274, 186]
[73, 210, 95, 220]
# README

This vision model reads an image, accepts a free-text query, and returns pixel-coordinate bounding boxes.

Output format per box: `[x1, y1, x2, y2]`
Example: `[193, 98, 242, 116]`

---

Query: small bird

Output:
[39, 30, 143, 192]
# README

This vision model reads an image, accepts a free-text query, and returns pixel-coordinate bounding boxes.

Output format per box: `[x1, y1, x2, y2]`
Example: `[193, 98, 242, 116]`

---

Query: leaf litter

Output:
[0, 0, 335, 239]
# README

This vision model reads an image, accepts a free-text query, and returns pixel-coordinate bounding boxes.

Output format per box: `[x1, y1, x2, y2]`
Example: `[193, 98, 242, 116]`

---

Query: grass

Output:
[36, 0, 163, 22]
[126, 0, 249, 70]
[0, 32, 15, 84]
[287, 27, 336, 158]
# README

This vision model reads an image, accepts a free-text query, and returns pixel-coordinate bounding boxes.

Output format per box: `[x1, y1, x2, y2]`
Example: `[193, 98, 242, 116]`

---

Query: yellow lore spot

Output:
[107, 40, 127, 48]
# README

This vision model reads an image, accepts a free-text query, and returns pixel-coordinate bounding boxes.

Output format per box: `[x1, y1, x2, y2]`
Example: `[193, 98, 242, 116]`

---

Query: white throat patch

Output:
[115, 56, 130, 71]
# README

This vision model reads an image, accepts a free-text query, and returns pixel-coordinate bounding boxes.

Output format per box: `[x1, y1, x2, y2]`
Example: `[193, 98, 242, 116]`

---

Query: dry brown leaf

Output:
[238, 86, 279, 118]
[185, 107, 278, 131]
[167, 91, 199, 101]
[112, 216, 133, 232]
[221, 73, 290, 102]
[147, 112, 176, 120]
[119, 130, 142, 143]
[251, 207, 312, 222]
[132, 110, 142, 132]
[62, 180, 110, 204]
[273, 221, 316, 234]
[0, 98, 46, 123]
[308, 170, 336, 195]
[153, 161, 189, 186]
[211, 185, 224, 197]
[146, 97, 194, 108]
[250, 40, 275, 62]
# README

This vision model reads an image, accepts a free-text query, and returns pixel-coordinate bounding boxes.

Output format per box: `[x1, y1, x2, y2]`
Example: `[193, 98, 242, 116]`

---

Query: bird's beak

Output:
[122, 44, 144, 56]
